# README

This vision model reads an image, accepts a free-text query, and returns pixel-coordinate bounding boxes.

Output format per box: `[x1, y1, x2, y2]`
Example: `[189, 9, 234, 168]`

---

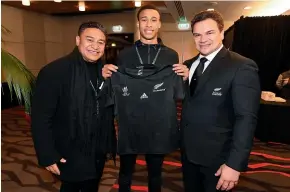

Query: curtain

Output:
[231, 15, 290, 93]
[223, 24, 234, 50]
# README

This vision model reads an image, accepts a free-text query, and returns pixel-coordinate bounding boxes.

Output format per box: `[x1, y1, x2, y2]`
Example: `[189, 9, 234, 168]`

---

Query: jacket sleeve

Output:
[31, 65, 61, 167]
[226, 60, 261, 171]
[172, 50, 179, 64]
[173, 74, 185, 100]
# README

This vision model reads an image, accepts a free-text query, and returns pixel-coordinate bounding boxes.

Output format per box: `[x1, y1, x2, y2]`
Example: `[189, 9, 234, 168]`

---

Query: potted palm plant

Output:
[1, 25, 36, 122]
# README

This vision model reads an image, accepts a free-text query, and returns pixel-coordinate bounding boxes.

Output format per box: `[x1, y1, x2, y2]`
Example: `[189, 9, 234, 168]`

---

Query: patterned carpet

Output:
[2, 107, 290, 192]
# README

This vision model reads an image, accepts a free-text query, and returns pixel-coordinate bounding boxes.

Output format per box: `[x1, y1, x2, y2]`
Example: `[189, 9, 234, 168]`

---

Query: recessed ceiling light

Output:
[135, 1, 141, 7]
[207, 8, 214, 11]
[22, 0, 30, 6]
[79, 1, 85, 11]
[244, 6, 252, 10]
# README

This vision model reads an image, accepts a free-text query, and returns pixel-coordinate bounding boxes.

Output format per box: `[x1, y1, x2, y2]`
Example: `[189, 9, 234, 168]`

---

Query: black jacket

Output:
[116, 39, 179, 68]
[181, 47, 261, 172]
[31, 49, 116, 182]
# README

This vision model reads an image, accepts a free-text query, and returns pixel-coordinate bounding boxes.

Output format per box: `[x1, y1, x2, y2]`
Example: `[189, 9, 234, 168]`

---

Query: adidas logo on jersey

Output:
[140, 93, 148, 99]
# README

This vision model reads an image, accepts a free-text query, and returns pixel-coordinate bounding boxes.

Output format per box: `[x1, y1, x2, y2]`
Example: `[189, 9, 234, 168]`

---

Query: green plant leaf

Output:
[1, 49, 36, 114]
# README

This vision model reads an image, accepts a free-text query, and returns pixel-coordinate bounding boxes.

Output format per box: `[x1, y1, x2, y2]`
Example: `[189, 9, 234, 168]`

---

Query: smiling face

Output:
[192, 18, 224, 56]
[138, 8, 161, 44]
[76, 28, 106, 62]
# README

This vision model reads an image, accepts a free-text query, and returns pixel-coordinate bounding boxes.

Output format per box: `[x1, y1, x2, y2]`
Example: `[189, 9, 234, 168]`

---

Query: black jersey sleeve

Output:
[105, 78, 115, 106]
[104, 78, 119, 117]
[173, 74, 185, 100]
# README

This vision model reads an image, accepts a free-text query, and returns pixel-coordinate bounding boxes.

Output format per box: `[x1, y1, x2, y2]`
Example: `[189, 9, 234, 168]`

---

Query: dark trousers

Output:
[118, 154, 165, 192]
[60, 179, 100, 192]
[181, 152, 230, 192]
[60, 155, 106, 192]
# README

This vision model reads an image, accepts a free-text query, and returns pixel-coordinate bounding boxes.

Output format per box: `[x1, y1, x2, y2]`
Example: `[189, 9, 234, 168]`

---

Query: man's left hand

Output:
[173, 64, 189, 81]
[215, 164, 240, 191]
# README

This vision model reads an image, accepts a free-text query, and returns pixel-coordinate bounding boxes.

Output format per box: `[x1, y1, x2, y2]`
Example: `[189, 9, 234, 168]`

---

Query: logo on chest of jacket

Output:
[212, 88, 222, 96]
[153, 82, 166, 92]
[122, 86, 130, 96]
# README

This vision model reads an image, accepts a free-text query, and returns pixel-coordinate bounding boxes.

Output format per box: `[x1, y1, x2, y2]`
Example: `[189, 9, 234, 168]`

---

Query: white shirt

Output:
[189, 45, 224, 84]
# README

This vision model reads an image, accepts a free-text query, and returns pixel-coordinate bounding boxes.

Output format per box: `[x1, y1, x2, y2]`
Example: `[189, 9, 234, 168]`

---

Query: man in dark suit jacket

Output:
[181, 10, 261, 192]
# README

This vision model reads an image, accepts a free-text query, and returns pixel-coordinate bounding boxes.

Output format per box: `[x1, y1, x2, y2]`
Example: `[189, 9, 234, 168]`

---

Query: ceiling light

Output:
[111, 43, 116, 47]
[54, 0, 62, 2]
[22, 0, 30, 6]
[79, 1, 85, 11]
[135, 1, 141, 7]
[244, 6, 252, 10]
[207, 8, 214, 11]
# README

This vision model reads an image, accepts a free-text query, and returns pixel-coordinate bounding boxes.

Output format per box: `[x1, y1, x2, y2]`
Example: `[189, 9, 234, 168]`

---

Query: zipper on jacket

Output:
[148, 45, 150, 64]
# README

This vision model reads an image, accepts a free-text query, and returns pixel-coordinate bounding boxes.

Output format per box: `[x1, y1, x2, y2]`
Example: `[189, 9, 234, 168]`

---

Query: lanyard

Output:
[90, 79, 100, 115]
[135, 46, 161, 65]
[89, 79, 99, 97]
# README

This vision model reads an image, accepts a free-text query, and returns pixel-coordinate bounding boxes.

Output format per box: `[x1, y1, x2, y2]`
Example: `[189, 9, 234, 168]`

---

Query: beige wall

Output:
[2, 5, 64, 76]
[282, 9, 290, 15]
[2, 5, 135, 76]
[160, 23, 197, 62]
[61, 12, 135, 55]
[1, 4, 235, 78]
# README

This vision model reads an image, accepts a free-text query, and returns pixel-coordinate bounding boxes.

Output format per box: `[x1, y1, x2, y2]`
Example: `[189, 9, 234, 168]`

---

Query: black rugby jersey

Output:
[107, 64, 185, 154]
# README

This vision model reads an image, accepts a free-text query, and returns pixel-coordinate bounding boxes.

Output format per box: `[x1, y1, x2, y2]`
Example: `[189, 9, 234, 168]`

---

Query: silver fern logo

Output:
[153, 82, 166, 92]
[212, 88, 222, 96]
[154, 82, 164, 89]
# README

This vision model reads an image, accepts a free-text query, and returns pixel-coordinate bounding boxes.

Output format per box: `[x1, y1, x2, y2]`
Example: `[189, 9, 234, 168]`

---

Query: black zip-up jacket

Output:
[116, 39, 179, 68]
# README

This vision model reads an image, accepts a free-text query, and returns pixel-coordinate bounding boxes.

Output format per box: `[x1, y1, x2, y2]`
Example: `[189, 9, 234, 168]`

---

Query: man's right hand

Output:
[102, 64, 118, 79]
[282, 78, 289, 86]
[45, 158, 66, 175]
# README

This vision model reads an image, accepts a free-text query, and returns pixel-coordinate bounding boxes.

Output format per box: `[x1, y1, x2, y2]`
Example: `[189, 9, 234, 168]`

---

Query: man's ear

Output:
[76, 36, 80, 46]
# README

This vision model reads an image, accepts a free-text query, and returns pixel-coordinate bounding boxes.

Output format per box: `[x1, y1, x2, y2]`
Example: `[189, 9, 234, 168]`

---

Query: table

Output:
[255, 100, 290, 144]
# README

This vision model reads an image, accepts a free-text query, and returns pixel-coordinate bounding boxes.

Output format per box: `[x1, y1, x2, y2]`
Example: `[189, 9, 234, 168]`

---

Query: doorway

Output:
[104, 33, 134, 64]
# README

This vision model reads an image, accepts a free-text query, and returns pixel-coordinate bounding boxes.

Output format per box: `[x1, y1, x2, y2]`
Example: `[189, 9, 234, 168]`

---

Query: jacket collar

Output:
[134, 38, 164, 49]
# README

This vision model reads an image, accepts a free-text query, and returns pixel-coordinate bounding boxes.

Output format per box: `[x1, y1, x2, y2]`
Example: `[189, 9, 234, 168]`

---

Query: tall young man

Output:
[102, 5, 189, 192]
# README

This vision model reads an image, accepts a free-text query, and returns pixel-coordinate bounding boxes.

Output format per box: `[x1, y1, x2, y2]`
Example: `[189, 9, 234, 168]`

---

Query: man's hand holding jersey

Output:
[102, 64, 118, 79]
[102, 64, 189, 81]
[173, 64, 189, 81]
